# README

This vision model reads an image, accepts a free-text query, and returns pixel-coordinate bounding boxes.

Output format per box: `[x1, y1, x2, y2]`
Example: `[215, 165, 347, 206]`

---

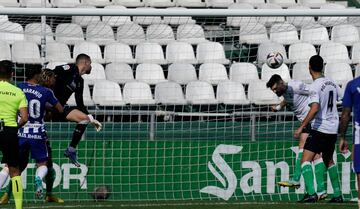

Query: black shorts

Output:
[53, 105, 86, 121]
[304, 129, 337, 157]
[302, 124, 312, 134]
[0, 127, 20, 167]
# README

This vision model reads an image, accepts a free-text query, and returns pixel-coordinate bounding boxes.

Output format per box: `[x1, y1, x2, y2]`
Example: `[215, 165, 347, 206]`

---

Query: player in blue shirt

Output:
[339, 76, 360, 208]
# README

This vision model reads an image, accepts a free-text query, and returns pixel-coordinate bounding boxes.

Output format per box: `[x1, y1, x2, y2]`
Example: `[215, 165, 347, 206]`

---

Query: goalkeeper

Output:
[266, 74, 327, 200]
[52, 54, 102, 167]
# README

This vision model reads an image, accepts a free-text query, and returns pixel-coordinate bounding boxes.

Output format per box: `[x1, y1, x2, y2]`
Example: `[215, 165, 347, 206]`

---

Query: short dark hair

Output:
[266, 74, 283, 88]
[25, 64, 42, 80]
[309, 55, 323, 72]
[0, 60, 13, 79]
[75, 53, 91, 64]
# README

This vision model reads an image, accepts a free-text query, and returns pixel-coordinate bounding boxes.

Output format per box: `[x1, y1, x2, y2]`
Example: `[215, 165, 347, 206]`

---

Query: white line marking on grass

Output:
[1, 205, 113, 209]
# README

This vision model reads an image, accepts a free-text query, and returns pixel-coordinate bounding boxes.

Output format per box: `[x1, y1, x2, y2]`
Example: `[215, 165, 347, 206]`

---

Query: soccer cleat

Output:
[277, 180, 300, 189]
[45, 194, 64, 203]
[328, 196, 343, 203]
[0, 192, 9, 204]
[64, 147, 80, 167]
[298, 193, 318, 203]
[317, 192, 328, 201]
[35, 176, 44, 199]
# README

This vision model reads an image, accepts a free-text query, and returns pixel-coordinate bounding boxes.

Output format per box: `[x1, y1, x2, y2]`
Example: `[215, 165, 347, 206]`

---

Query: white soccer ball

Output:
[266, 52, 284, 69]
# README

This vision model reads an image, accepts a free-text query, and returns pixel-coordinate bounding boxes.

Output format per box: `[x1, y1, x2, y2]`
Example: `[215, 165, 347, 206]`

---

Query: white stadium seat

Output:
[46, 62, 67, 70]
[135, 63, 166, 85]
[162, 7, 196, 25]
[45, 42, 73, 63]
[117, 23, 145, 45]
[133, 7, 162, 25]
[67, 81, 94, 106]
[135, 42, 167, 64]
[113, 0, 144, 7]
[146, 24, 175, 45]
[86, 22, 115, 45]
[52, 0, 80, 7]
[105, 63, 134, 84]
[355, 65, 360, 78]
[82, 63, 106, 85]
[248, 80, 281, 105]
[0, 21, 24, 44]
[81, 0, 111, 7]
[235, 0, 265, 8]
[227, 3, 257, 27]
[257, 42, 288, 64]
[167, 63, 197, 85]
[177, 24, 207, 45]
[104, 43, 136, 64]
[176, 0, 206, 7]
[331, 24, 360, 46]
[199, 63, 229, 85]
[185, 81, 218, 105]
[25, 23, 54, 44]
[352, 42, 360, 64]
[145, 0, 176, 7]
[0, 41, 11, 60]
[155, 82, 187, 105]
[270, 22, 299, 45]
[102, 5, 132, 27]
[206, 0, 234, 8]
[287, 6, 316, 28]
[217, 81, 249, 105]
[318, 3, 347, 27]
[292, 62, 312, 84]
[0, 0, 19, 7]
[55, 23, 84, 45]
[166, 41, 197, 64]
[73, 41, 105, 64]
[257, 3, 285, 26]
[11, 41, 42, 64]
[320, 42, 351, 64]
[0, 6, 8, 22]
[267, 0, 297, 8]
[288, 42, 317, 63]
[72, 5, 101, 27]
[300, 24, 329, 45]
[239, 23, 269, 44]
[298, 0, 326, 8]
[123, 81, 155, 105]
[324, 63, 353, 85]
[92, 80, 125, 106]
[229, 62, 259, 85]
[196, 42, 230, 64]
[20, 0, 52, 7]
[261, 63, 291, 83]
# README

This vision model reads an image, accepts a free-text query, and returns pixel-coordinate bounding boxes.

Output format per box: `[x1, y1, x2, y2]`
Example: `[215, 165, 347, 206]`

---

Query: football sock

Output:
[0, 167, 9, 189]
[328, 164, 342, 197]
[314, 158, 326, 194]
[292, 149, 303, 182]
[11, 176, 23, 209]
[301, 161, 316, 195]
[70, 124, 87, 148]
[36, 165, 48, 180]
[45, 167, 56, 195]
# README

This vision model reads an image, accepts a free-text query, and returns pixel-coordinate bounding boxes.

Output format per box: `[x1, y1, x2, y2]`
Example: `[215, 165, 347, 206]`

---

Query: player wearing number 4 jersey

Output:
[294, 55, 343, 203]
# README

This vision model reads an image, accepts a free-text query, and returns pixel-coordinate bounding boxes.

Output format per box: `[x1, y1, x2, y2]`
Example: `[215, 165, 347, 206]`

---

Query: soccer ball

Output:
[266, 52, 284, 69]
[91, 186, 111, 201]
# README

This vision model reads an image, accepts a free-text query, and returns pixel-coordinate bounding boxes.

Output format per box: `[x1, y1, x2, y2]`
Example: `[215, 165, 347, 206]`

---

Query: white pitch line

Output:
[1, 205, 113, 209]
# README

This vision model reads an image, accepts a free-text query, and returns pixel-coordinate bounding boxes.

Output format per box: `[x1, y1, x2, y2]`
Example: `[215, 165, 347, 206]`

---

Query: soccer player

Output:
[339, 76, 360, 208]
[52, 54, 102, 166]
[266, 74, 327, 200]
[0, 60, 28, 209]
[294, 55, 343, 203]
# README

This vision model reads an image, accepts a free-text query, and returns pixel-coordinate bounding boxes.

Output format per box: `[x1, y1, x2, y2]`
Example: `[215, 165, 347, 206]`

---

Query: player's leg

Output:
[313, 154, 327, 200]
[0, 166, 9, 204]
[357, 173, 360, 209]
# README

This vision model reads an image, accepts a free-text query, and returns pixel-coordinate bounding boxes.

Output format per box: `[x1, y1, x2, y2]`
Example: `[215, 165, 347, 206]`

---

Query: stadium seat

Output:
[72, 5, 101, 27]
[229, 62, 259, 85]
[235, 0, 265, 8]
[146, 24, 175, 45]
[355, 65, 360, 78]
[102, 5, 132, 27]
[46, 61, 67, 69]
[352, 42, 360, 64]
[257, 42, 288, 64]
[145, 0, 176, 7]
[288, 42, 316, 63]
[318, 3, 347, 27]
[176, 0, 206, 7]
[0, 0, 19, 7]
[105, 63, 134, 84]
[261, 63, 291, 83]
[25, 23, 54, 44]
[269, 22, 299, 45]
[267, 0, 297, 8]
[82, 63, 106, 85]
[199, 63, 229, 85]
[92, 80, 125, 106]
[135, 42, 167, 64]
[320, 42, 351, 64]
[248, 80, 281, 105]
[11, 41, 42, 64]
[176, 24, 207, 45]
[324, 63, 353, 85]
[286, 6, 316, 28]
[123, 81, 156, 105]
[135, 63, 166, 85]
[117, 23, 145, 45]
[45, 42, 73, 63]
[0, 41, 11, 61]
[20, 0, 52, 7]
[166, 41, 197, 64]
[104, 43, 136, 64]
[73, 41, 105, 64]
[0, 21, 24, 44]
[162, 7, 196, 25]
[292, 62, 312, 84]
[86, 22, 115, 45]
[52, 0, 80, 7]
[155, 81, 187, 105]
[167, 63, 197, 85]
[331, 24, 359, 46]
[67, 81, 94, 106]
[81, 0, 110, 7]
[0, 6, 8, 22]
[196, 42, 230, 64]
[239, 23, 269, 44]
[113, 0, 144, 7]
[133, 7, 162, 25]
[216, 81, 249, 105]
[257, 3, 285, 27]
[185, 81, 218, 105]
[298, 0, 326, 8]
[226, 3, 258, 28]
[206, 0, 234, 8]
[300, 24, 329, 45]
[55, 23, 84, 45]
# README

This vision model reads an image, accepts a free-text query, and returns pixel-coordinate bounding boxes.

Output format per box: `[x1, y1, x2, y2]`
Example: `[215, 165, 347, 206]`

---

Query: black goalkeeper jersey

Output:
[53, 64, 88, 114]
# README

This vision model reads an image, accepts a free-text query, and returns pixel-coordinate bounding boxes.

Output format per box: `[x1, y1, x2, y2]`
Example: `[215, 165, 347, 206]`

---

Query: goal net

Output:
[0, 5, 358, 203]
